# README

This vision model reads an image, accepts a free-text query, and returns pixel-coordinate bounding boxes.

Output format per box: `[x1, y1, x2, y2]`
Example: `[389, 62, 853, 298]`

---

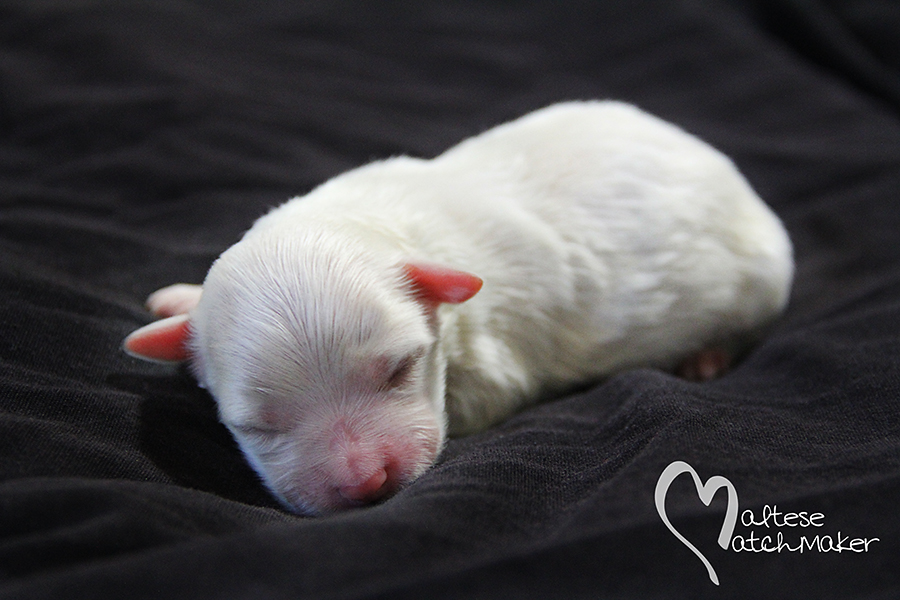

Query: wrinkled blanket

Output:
[2, 1, 899, 598]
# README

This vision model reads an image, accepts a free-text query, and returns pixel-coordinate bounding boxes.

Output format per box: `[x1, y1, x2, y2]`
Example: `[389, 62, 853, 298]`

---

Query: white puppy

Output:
[124, 101, 793, 515]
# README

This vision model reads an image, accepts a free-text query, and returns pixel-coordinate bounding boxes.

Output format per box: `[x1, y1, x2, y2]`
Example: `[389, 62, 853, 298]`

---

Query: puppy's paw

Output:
[677, 348, 731, 382]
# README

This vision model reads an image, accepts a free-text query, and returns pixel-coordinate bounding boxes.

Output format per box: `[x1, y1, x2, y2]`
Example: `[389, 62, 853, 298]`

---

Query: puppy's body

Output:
[126, 101, 793, 514]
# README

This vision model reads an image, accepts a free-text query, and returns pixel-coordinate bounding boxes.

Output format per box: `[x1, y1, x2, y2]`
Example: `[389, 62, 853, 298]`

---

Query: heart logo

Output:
[655, 461, 738, 586]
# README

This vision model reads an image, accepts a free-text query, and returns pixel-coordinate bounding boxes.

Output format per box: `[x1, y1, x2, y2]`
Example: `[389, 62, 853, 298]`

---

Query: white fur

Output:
[138, 101, 793, 514]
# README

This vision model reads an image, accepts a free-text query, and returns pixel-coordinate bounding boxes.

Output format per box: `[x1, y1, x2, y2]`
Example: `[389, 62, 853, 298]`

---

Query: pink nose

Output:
[338, 468, 389, 502]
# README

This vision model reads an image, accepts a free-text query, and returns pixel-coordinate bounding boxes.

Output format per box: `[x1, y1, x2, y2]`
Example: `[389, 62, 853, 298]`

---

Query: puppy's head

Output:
[125, 232, 481, 515]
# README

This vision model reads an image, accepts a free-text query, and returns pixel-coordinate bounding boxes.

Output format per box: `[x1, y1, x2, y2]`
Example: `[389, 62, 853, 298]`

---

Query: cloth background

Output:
[2, 1, 899, 598]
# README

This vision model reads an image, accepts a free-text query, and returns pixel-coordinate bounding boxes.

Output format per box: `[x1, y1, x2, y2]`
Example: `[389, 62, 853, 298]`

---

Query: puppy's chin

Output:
[274, 446, 442, 516]
[237, 408, 445, 515]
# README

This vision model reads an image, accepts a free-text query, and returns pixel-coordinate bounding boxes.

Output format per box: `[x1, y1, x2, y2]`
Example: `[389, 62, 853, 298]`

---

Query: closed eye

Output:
[382, 349, 425, 390]
[386, 356, 415, 389]
[230, 424, 282, 436]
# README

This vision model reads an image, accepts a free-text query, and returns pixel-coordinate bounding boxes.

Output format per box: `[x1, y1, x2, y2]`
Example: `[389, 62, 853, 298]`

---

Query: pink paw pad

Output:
[677, 348, 732, 382]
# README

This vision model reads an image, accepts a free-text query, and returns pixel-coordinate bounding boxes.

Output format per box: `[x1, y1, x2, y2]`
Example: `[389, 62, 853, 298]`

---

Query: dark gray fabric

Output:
[2, 1, 898, 598]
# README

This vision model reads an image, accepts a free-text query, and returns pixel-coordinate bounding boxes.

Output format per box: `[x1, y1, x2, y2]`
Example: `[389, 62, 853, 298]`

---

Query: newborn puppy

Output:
[124, 101, 793, 515]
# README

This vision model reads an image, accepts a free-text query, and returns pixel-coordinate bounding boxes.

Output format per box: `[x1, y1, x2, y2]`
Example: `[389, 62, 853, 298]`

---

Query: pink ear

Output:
[123, 314, 192, 363]
[404, 262, 483, 305]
